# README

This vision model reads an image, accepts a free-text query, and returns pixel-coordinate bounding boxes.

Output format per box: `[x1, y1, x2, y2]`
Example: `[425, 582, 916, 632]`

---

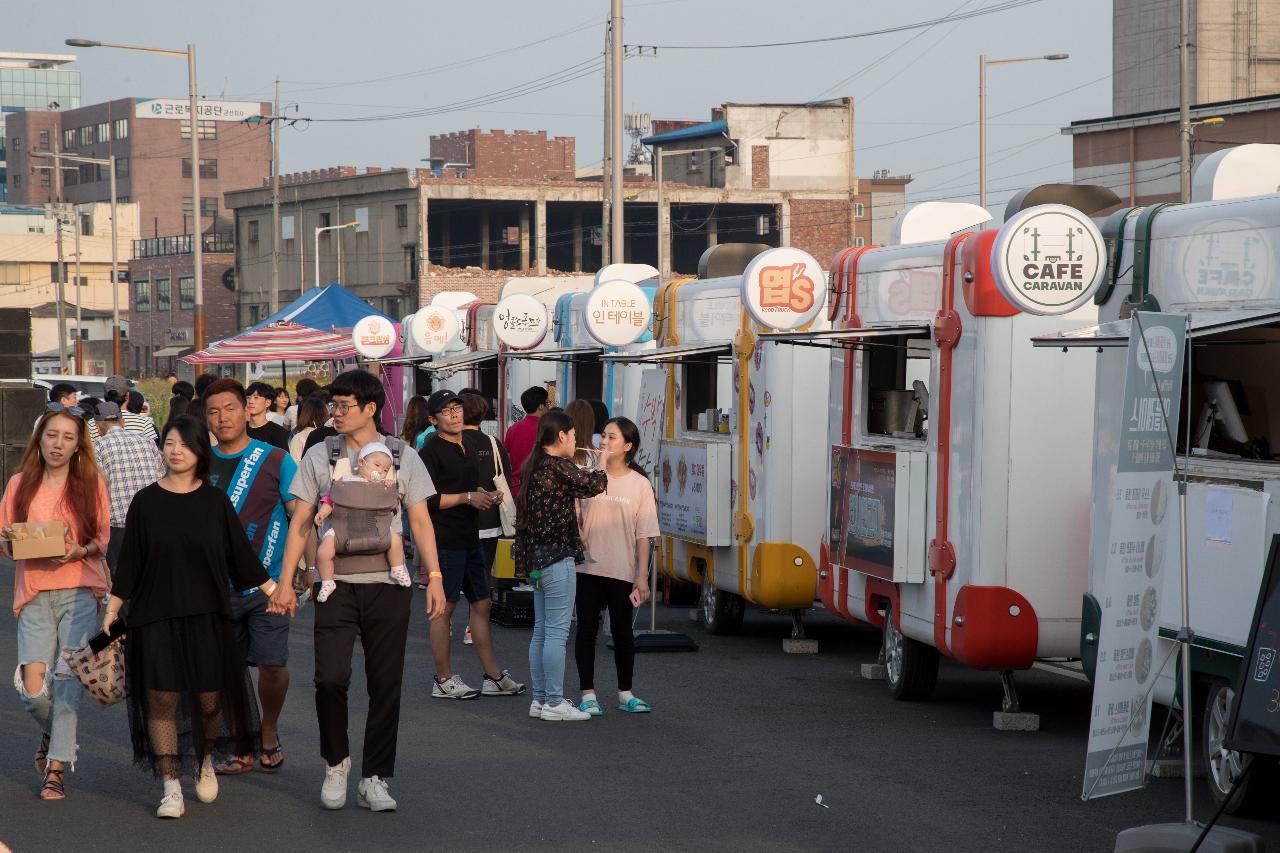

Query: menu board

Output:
[656, 439, 730, 546]
[828, 446, 897, 581]
[1226, 534, 1280, 758]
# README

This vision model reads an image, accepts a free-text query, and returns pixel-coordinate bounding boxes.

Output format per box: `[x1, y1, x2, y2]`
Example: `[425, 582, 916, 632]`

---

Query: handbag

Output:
[61, 624, 126, 708]
[489, 433, 517, 537]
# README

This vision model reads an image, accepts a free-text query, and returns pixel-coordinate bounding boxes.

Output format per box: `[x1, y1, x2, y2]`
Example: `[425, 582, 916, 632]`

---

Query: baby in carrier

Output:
[313, 442, 413, 602]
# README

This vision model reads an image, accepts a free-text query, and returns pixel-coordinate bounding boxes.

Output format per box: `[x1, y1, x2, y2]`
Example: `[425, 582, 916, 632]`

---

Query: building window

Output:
[96, 122, 109, 143]
[179, 119, 216, 140]
[404, 246, 418, 281]
[248, 220, 260, 251]
[181, 158, 218, 179]
[38, 130, 50, 150]
[134, 280, 150, 312]
[248, 304, 261, 325]
[854, 203, 865, 218]
[319, 211, 332, 228]
[854, 236, 865, 247]
[63, 129, 75, 150]
[113, 118, 128, 140]
[155, 277, 171, 311]
[182, 196, 219, 219]
[179, 276, 194, 309]
[280, 214, 295, 241]
[11, 174, 19, 188]
[117, 157, 129, 179]
[39, 171, 50, 188]
[395, 204, 408, 228]
[79, 164, 96, 183]
[9, 136, 19, 153]
[79, 126, 92, 147]
[80, 214, 92, 236]
[384, 296, 402, 318]
[687, 152, 701, 172]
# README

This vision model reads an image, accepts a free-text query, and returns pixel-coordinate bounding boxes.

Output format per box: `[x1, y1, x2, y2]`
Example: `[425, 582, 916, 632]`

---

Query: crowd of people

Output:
[2, 369, 659, 818]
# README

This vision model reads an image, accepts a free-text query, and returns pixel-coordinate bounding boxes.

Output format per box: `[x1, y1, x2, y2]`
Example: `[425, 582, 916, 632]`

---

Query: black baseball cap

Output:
[426, 389, 462, 415]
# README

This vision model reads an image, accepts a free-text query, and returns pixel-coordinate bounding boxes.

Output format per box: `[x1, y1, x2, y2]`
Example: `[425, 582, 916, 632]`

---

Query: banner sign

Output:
[991, 204, 1106, 316]
[634, 369, 666, 488]
[656, 439, 730, 546]
[741, 247, 826, 331]
[828, 446, 897, 581]
[410, 306, 459, 355]
[1083, 311, 1186, 799]
[1226, 534, 1280, 757]
[493, 293, 548, 350]
[135, 98, 261, 122]
[351, 315, 395, 360]
[585, 279, 651, 346]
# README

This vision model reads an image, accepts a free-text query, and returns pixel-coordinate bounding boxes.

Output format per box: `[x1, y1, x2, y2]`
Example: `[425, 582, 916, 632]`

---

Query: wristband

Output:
[428, 571, 443, 580]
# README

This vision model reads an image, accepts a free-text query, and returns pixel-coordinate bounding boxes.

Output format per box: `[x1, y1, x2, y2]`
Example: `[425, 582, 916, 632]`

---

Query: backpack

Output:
[324, 436, 406, 576]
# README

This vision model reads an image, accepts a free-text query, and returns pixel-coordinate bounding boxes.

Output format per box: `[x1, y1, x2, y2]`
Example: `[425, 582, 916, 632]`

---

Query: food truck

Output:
[1033, 147, 1280, 810]
[602, 245, 830, 640]
[785, 193, 1115, 711]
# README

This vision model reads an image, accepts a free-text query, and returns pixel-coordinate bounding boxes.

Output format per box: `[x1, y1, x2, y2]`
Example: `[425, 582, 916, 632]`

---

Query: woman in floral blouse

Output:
[512, 410, 609, 722]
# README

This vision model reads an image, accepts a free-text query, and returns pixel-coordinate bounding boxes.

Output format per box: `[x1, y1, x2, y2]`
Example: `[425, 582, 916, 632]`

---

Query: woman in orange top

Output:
[0, 404, 110, 801]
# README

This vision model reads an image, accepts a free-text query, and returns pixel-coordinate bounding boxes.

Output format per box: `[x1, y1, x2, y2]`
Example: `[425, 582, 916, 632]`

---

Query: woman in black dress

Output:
[103, 415, 276, 819]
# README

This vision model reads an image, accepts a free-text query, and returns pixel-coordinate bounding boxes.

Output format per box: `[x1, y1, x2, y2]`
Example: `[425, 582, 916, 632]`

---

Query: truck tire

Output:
[1202, 678, 1277, 815]
[700, 573, 744, 635]
[884, 613, 939, 701]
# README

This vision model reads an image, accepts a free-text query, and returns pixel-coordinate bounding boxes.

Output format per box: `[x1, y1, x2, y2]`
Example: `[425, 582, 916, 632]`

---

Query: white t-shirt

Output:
[577, 469, 660, 583]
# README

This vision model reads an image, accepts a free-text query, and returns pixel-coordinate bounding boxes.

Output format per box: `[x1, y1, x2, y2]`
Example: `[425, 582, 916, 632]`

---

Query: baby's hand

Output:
[315, 504, 332, 525]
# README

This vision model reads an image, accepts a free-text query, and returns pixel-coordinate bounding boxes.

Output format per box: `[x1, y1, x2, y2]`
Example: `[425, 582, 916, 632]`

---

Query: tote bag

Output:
[489, 433, 517, 537]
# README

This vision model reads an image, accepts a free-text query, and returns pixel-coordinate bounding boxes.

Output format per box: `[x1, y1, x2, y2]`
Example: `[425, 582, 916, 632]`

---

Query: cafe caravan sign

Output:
[991, 204, 1106, 316]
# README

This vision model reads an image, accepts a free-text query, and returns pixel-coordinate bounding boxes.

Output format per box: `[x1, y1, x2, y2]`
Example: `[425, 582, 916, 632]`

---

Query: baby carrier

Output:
[325, 436, 405, 575]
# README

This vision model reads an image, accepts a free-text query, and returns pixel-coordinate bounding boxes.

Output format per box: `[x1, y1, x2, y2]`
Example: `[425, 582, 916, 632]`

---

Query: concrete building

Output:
[29, 301, 119, 377]
[855, 173, 913, 248]
[1064, 93, 1280, 206]
[0, 52, 80, 202]
[6, 96, 271, 238]
[428, 129, 574, 181]
[1113, 0, 1280, 114]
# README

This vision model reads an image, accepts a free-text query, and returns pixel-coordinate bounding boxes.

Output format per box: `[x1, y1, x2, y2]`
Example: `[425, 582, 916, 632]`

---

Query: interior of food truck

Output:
[1178, 322, 1280, 462]
[683, 357, 734, 433]
[862, 333, 931, 440]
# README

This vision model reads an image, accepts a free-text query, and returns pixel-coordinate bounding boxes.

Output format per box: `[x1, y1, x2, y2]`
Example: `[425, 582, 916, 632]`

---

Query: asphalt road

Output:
[0, 558, 1276, 852]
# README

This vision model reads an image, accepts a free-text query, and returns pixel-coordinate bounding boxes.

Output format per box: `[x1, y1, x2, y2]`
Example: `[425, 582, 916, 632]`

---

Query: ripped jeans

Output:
[15, 588, 99, 767]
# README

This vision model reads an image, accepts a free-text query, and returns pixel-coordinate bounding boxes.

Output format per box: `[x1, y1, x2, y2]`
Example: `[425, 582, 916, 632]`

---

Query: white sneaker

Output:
[529, 699, 544, 718]
[156, 790, 185, 819]
[540, 699, 592, 721]
[357, 775, 397, 812]
[195, 762, 218, 804]
[463, 625, 473, 644]
[482, 669, 526, 696]
[432, 674, 480, 699]
[321, 757, 350, 810]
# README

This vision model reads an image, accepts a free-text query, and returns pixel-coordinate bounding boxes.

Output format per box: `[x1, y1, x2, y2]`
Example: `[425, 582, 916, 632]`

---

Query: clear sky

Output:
[12, 0, 1116, 212]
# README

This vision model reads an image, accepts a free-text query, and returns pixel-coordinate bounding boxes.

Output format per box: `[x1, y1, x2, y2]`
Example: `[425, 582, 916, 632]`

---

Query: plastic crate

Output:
[490, 588, 533, 628]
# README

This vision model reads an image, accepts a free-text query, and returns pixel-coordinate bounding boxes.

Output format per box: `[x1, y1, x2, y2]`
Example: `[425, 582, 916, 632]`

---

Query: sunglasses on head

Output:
[46, 402, 85, 418]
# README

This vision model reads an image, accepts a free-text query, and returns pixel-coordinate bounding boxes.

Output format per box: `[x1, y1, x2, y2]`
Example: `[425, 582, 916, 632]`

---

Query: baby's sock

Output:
[618, 690, 635, 703]
[163, 777, 182, 797]
[389, 564, 412, 587]
[317, 580, 337, 603]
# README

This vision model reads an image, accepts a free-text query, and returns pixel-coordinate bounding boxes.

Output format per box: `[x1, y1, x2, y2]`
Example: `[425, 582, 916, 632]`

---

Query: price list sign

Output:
[1226, 535, 1280, 758]
[1083, 312, 1186, 799]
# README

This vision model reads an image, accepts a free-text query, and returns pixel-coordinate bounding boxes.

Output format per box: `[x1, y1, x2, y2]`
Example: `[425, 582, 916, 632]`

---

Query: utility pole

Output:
[108, 155, 120, 374]
[602, 22, 612, 266]
[53, 133, 68, 375]
[1179, 0, 1192, 202]
[73, 207, 83, 374]
[609, 0, 624, 263]
[271, 77, 281, 314]
[188, 42, 205, 364]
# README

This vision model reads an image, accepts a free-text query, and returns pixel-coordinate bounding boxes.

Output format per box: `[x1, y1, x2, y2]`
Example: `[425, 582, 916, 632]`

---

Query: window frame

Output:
[179, 276, 195, 310]
[155, 277, 171, 311]
[134, 279, 151, 312]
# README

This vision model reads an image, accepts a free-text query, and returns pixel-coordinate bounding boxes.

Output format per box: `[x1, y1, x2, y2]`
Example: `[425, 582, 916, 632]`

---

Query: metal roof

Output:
[640, 119, 728, 146]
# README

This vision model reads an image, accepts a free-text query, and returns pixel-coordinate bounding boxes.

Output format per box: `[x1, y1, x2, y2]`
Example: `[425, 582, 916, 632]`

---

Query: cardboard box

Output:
[6, 521, 68, 560]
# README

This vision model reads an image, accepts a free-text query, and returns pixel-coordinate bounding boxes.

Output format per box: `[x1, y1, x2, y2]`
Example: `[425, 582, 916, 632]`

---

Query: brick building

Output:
[428, 129, 574, 181]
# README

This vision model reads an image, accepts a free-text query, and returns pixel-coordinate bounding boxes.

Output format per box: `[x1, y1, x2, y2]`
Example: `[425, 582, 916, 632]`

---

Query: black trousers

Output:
[106, 526, 126, 576]
[574, 573, 635, 692]
[313, 582, 412, 778]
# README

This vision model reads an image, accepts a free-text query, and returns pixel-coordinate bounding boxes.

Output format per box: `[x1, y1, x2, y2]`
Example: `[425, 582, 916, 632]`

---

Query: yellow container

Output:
[491, 538, 517, 579]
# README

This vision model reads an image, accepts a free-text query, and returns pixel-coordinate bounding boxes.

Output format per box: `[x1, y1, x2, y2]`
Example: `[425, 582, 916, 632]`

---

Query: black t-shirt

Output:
[247, 420, 289, 450]
[419, 432, 480, 550]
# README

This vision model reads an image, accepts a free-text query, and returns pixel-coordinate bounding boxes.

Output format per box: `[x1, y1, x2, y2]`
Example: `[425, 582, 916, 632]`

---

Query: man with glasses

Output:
[271, 369, 446, 814]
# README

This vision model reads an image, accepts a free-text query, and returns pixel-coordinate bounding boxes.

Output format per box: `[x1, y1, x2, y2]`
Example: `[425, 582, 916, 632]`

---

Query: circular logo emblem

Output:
[351, 315, 395, 359]
[990, 204, 1105, 315]
[741, 247, 827, 331]
[1136, 325, 1178, 375]
[493, 293, 549, 350]
[585, 280, 651, 347]
[410, 306, 460, 355]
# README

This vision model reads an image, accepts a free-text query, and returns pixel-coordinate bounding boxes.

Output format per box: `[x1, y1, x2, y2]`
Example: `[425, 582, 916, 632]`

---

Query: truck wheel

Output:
[700, 574, 744, 635]
[1202, 678, 1276, 814]
[883, 613, 939, 701]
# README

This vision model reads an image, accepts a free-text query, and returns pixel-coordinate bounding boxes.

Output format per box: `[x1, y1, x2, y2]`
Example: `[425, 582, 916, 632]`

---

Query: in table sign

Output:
[351, 315, 395, 360]
[494, 293, 548, 350]
[1226, 534, 1280, 758]
[585, 279, 651, 347]
[411, 306, 460, 355]
[1083, 311, 1186, 799]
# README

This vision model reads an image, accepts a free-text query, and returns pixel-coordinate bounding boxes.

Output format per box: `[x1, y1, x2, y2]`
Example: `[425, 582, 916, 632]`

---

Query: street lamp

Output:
[649, 142, 735, 281]
[314, 221, 359, 289]
[979, 52, 1069, 208]
[67, 37, 206, 361]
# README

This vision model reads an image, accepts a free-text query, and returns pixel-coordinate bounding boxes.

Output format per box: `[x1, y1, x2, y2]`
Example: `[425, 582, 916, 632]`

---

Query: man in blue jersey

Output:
[203, 378, 298, 775]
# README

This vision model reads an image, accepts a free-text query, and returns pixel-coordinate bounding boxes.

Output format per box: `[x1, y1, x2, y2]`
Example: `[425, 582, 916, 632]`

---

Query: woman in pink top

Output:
[0, 405, 110, 801]
[574, 416, 660, 716]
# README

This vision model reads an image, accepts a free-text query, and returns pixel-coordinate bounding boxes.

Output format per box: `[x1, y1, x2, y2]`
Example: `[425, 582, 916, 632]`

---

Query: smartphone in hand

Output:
[629, 588, 644, 607]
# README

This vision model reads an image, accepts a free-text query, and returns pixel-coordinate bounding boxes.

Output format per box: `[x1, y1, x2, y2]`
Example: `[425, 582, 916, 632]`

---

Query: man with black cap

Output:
[419, 389, 524, 700]
[94, 401, 165, 572]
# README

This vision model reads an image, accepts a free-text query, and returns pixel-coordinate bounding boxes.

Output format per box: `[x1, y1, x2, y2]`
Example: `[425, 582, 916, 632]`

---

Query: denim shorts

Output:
[230, 589, 290, 667]
[439, 547, 490, 604]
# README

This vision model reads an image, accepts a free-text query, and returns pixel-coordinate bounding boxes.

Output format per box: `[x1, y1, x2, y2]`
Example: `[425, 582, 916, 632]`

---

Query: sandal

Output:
[34, 733, 49, 777]
[259, 740, 284, 773]
[40, 766, 65, 801]
[213, 756, 254, 776]
[578, 697, 603, 717]
[617, 697, 652, 713]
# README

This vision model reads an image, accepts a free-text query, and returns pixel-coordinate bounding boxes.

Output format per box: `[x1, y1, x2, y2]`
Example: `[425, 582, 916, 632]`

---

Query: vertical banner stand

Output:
[632, 540, 698, 653]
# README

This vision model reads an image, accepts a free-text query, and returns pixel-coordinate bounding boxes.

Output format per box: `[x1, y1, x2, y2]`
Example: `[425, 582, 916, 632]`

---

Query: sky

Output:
[12, 0, 1116, 212]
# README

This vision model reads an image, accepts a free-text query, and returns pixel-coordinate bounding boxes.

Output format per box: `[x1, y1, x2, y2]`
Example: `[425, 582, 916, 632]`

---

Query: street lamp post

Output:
[979, 52, 1069, 209]
[314, 221, 359, 290]
[66, 38, 204, 364]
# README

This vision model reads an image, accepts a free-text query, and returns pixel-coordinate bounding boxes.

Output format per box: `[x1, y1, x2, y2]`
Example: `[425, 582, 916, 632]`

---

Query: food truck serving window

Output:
[861, 332, 931, 441]
[1180, 321, 1280, 462]
[684, 357, 733, 433]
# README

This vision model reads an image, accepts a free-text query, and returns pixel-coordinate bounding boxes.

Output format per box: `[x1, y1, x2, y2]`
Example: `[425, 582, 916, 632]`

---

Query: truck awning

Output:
[413, 349, 499, 372]
[601, 342, 732, 364]
[503, 346, 603, 362]
[1031, 309, 1280, 348]
[761, 324, 931, 347]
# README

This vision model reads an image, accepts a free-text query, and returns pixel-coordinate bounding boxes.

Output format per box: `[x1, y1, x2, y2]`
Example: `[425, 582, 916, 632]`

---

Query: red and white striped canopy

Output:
[181, 321, 357, 364]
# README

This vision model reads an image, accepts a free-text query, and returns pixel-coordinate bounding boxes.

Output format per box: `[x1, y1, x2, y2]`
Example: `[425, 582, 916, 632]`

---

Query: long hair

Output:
[514, 410, 574, 531]
[274, 387, 291, 414]
[604, 416, 647, 477]
[160, 415, 213, 483]
[565, 399, 595, 465]
[12, 411, 101, 537]
[401, 395, 431, 442]
[296, 396, 328, 432]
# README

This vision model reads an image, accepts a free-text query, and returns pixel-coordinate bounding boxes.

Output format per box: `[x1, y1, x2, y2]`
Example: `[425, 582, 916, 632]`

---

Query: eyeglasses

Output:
[331, 401, 362, 414]
[46, 402, 85, 418]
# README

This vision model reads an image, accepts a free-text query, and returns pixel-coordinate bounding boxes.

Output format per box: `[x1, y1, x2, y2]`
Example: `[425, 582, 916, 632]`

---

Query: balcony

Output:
[133, 232, 234, 258]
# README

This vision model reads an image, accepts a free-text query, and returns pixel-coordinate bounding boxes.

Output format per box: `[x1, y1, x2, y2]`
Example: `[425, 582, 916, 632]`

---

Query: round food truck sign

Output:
[494, 293, 549, 350]
[991, 204, 1106, 315]
[741, 247, 827, 330]
[585, 279, 651, 346]
[410, 306, 460, 355]
[351, 315, 395, 359]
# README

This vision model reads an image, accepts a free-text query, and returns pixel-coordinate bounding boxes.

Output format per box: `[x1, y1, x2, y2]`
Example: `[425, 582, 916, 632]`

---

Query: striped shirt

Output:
[95, 426, 167, 528]
[121, 410, 158, 441]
